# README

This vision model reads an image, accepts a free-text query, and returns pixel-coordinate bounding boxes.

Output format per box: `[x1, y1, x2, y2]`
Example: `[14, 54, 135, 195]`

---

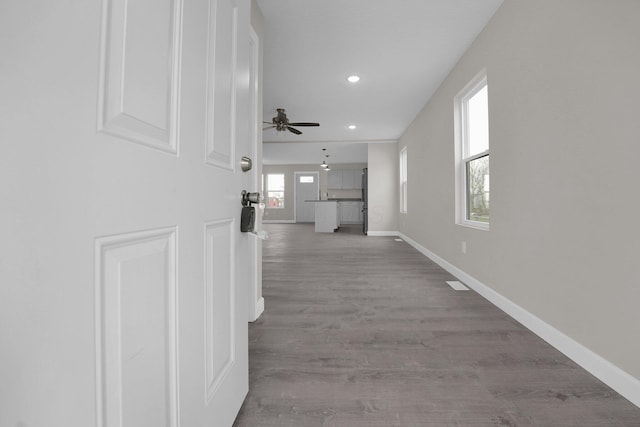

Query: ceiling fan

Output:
[263, 108, 319, 135]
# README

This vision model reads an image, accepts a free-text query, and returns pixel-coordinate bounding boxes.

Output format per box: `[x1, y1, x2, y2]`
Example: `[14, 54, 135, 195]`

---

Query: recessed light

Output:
[347, 75, 360, 83]
[348, 124, 357, 130]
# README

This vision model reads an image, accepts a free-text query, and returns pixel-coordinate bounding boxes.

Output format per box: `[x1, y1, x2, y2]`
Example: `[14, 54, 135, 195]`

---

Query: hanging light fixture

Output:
[321, 149, 330, 170]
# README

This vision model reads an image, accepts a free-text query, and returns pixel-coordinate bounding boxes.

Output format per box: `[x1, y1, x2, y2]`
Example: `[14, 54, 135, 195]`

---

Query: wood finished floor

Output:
[233, 224, 640, 426]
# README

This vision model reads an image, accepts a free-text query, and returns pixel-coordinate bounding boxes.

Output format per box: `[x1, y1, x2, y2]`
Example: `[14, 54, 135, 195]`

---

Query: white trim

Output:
[263, 138, 397, 146]
[366, 231, 399, 237]
[398, 232, 640, 408]
[262, 220, 295, 224]
[459, 219, 490, 231]
[454, 69, 489, 229]
[249, 297, 264, 323]
[248, 25, 263, 324]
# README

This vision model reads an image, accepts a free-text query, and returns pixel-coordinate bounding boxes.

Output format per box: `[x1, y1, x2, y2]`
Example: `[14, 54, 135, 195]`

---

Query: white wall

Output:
[400, 0, 640, 385]
[367, 143, 398, 234]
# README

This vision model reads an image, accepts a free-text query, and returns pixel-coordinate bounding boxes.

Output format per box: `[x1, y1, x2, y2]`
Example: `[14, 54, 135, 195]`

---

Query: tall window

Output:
[400, 146, 408, 213]
[456, 71, 489, 228]
[266, 173, 284, 208]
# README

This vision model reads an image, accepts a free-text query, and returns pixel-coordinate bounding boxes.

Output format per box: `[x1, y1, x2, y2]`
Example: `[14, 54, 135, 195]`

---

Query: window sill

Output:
[457, 220, 490, 231]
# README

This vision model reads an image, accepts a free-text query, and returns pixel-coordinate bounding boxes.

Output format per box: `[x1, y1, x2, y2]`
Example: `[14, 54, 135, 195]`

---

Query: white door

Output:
[295, 172, 320, 222]
[0, 0, 252, 426]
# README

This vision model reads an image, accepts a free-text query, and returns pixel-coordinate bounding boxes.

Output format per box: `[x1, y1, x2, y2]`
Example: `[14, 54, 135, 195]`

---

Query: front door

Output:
[0, 0, 252, 426]
[295, 172, 320, 222]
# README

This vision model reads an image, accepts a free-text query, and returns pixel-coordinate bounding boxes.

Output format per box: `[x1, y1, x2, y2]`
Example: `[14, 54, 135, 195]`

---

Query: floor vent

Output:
[446, 280, 469, 291]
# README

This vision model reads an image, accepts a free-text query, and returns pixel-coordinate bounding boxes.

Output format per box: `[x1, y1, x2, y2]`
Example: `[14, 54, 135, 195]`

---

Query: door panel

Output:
[0, 0, 251, 425]
[95, 228, 179, 427]
[204, 219, 235, 401]
[206, 0, 238, 170]
[98, 0, 182, 153]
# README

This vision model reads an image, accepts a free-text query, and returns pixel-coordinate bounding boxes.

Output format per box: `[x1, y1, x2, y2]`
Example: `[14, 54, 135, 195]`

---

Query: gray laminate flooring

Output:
[233, 224, 640, 426]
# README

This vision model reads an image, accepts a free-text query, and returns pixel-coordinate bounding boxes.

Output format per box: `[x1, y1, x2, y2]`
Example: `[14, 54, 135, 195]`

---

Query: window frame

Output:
[455, 70, 490, 230]
[399, 146, 408, 213]
[266, 173, 285, 209]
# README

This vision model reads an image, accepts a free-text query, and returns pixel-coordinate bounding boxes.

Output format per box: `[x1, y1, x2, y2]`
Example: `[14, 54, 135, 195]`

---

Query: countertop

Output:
[305, 199, 363, 202]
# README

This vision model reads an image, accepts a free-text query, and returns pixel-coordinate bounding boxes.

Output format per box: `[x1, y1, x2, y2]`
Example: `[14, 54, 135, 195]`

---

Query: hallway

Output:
[234, 224, 639, 426]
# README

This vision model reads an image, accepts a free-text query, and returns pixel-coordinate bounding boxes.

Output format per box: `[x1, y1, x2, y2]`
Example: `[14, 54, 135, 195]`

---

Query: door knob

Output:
[241, 190, 260, 206]
[240, 156, 252, 172]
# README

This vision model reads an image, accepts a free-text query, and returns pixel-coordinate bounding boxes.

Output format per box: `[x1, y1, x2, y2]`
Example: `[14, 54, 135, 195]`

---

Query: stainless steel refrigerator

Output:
[362, 168, 368, 234]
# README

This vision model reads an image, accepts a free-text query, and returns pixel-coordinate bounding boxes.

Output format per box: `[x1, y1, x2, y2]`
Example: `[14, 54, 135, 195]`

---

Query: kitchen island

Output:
[305, 200, 340, 232]
[329, 198, 363, 224]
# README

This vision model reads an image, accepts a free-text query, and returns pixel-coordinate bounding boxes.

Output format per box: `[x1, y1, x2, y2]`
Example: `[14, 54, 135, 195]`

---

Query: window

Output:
[266, 173, 284, 208]
[400, 146, 408, 213]
[299, 175, 314, 183]
[455, 71, 489, 228]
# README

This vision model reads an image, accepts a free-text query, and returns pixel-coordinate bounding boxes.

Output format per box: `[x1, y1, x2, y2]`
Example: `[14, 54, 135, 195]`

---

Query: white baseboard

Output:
[398, 232, 640, 408]
[366, 230, 399, 237]
[262, 220, 295, 224]
[249, 297, 264, 323]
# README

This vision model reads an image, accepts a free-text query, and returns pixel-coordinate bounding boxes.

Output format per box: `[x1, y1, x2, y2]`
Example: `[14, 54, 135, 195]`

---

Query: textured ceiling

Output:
[257, 0, 503, 160]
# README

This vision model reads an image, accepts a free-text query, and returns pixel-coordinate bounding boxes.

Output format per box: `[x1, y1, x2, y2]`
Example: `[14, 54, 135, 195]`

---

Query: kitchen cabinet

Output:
[340, 201, 363, 224]
[327, 170, 342, 189]
[341, 170, 357, 189]
[328, 169, 362, 190]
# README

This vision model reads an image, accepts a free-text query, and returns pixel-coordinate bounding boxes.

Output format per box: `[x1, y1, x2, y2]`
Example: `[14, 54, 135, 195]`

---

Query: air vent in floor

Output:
[446, 280, 469, 291]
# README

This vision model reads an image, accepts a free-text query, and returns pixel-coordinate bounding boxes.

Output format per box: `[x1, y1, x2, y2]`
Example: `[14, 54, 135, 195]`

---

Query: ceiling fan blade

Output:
[262, 125, 275, 130]
[287, 126, 302, 135]
[288, 122, 319, 127]
[263, 121, 275, 124]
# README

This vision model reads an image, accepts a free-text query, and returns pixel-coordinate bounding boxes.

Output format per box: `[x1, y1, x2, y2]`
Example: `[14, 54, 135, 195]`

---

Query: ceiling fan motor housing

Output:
[274, 108, 289, 131]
